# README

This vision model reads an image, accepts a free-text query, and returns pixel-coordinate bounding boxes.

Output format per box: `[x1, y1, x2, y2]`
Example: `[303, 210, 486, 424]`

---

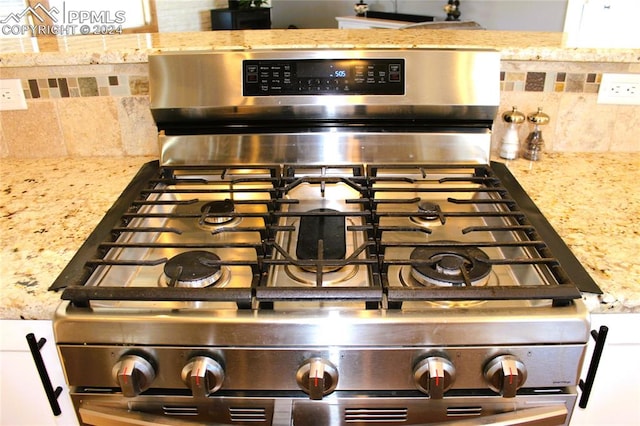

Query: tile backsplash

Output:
[24, 74, 148, 99]
[0, 63, 157, 158]
[1, 60, 639, 158]
[500, 70, 602, 93]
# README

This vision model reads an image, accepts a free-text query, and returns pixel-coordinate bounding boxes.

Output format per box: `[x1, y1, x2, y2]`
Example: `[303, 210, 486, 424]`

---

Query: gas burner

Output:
[199, 199, 241, 229]
[409, 242, 491, 287]
[161, 251, 229, 288]
[410, 200, 445, 226]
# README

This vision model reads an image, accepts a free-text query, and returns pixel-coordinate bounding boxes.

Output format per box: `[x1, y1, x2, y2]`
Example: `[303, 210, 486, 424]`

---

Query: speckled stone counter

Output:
[502, 153, 640, 313]
[0, 157, 155, 319]
[0, 153, 638, 319]
[1, 29, 639, 66]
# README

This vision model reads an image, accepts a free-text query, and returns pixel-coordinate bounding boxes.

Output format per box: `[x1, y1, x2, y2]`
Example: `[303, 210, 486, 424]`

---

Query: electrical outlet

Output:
[597, 73, 640, 105]
[0, 79, 28, 111]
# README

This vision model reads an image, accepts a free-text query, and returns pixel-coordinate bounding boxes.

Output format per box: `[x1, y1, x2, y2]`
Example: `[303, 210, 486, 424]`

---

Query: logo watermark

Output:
[1, 2, 126, 36]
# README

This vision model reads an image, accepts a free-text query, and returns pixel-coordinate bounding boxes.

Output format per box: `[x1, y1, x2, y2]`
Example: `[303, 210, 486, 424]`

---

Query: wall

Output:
[0, 58, 638, 158]
[156, 0, 227, 32]
[270, 0, 568, 30]
[271, 1, 353, 29]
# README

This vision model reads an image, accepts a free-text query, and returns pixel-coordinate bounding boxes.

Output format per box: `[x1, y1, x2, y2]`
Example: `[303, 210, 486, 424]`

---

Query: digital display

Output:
[296, 60, 352, 79]
[243, 58, 404, 96]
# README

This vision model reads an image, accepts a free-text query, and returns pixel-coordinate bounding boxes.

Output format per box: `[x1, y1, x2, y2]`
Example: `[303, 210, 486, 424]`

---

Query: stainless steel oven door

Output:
[79, 407, 195, 426]
[79, 405, 568, 426]
[73, 392, 576, 426]
[431, 406, 568, 425]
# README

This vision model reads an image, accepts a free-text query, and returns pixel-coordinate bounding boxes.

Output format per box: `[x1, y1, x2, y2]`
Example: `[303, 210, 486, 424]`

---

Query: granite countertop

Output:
[1, 29, 639, 67]
[0, 153, 638, 320]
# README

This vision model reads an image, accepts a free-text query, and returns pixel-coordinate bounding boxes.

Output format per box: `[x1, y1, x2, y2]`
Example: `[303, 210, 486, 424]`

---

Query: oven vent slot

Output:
[344, 407, 408, 423]
[229, 407, 267, 422]
[446, 406, 482, 417]
[162, 405, 198, 416]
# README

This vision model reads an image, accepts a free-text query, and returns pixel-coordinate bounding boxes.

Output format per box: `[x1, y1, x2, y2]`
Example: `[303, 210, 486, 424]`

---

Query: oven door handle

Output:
[79, 407, 201, 426]
[433, 405, 568, 426]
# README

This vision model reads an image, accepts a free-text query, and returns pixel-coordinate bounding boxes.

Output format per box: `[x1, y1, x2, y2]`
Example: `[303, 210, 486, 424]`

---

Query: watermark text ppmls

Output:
[1, 2, 127, 36]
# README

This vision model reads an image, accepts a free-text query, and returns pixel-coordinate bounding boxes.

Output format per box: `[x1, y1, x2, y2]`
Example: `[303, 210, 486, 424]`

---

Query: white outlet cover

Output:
[598, 73, 640, 106]
[0, 79, 28, 111]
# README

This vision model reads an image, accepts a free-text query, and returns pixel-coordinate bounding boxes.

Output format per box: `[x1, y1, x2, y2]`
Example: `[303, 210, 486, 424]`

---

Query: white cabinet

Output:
[0, 320, 78, 425]
[571, 313, 640, 425]
[563, 0, 640, 48]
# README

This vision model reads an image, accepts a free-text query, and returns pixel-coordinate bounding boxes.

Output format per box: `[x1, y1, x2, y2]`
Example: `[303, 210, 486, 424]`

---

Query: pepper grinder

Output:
[499, 106, 525, 160]
[523, 107, 550, 161]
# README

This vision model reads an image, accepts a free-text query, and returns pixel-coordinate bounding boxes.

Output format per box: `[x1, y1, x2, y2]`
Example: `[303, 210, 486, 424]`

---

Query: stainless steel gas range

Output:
[50, 49, 603, 425]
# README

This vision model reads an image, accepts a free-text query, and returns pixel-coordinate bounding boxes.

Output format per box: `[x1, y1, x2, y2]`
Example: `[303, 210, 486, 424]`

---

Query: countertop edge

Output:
[1, 30, 639, 67]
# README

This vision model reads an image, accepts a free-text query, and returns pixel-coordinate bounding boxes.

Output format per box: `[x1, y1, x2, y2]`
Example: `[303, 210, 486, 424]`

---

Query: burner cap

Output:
[201, 199, 236, 225]
[410, 242, 491, 286]
[417, 200, 440, 220]
[410, 200, 444, 226]
[163, 251, 223, 288]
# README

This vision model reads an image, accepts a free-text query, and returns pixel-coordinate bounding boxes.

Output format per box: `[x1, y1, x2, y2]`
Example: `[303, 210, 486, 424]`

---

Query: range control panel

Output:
[243, 58, 404, 96]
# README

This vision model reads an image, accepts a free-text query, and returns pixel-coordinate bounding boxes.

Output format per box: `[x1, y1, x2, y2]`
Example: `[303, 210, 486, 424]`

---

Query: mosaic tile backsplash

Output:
[24, 74, 149, 99]
[500, 71, 601, 93]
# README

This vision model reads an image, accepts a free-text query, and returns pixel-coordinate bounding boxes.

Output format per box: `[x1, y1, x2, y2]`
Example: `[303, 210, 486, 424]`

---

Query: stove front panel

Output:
[54, 299, 590, 347]
[59, 343, 585, 391]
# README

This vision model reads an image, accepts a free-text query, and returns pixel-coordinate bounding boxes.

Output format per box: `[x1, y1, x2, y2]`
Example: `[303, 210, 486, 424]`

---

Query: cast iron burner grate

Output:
[52, 161, 595, 308]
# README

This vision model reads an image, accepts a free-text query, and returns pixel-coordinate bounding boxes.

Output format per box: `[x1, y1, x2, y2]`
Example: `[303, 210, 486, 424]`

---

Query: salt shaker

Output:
[523, 107, 550, 161]
[499, 106, 525, 160]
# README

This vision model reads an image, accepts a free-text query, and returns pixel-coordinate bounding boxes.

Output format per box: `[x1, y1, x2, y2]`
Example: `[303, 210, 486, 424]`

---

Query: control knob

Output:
[296, 358, 339, 400]
[181, 356, 225, 398]
[483, 355, 527, 398]
[413, 356, 456, 399]
[112, 354, 156, 397]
